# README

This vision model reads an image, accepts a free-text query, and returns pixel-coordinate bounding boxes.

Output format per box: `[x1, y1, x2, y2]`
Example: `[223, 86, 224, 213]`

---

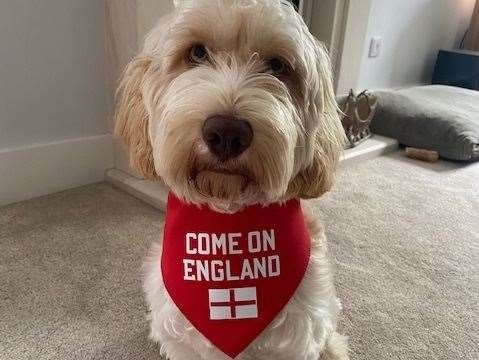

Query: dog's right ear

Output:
[115, 55, 158, 180]
[287, 39, 345, 200]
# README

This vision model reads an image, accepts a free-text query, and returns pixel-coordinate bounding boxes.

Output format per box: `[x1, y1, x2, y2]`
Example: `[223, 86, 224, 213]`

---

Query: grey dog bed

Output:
[370, 85, 479, 161]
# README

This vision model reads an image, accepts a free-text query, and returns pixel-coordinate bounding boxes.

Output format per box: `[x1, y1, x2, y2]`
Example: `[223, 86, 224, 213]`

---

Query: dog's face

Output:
[116, 0, 344, 207]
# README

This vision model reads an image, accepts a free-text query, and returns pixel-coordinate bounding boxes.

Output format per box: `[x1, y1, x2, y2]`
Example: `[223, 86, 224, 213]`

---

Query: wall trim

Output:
[0, 135, 114, 206]
[106, 168, 168, 211]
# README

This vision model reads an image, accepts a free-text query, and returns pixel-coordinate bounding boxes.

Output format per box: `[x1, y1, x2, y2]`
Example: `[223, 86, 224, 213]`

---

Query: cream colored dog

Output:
[115, 1, 348, 359]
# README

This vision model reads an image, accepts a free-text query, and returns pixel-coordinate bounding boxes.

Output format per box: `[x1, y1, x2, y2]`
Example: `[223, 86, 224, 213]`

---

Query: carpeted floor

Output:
[1, 151, 478, 360]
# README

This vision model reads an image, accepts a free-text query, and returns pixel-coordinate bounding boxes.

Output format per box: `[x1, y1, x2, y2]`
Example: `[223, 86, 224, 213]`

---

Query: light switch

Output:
[369, 36, 382, 58]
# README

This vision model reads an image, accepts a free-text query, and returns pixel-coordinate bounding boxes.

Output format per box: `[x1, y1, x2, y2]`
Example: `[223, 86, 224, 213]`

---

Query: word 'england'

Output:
[182, 230, 281, 282]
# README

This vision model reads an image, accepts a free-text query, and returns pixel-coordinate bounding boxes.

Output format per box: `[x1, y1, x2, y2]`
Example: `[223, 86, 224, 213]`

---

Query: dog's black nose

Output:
[202, 115, 253, 161]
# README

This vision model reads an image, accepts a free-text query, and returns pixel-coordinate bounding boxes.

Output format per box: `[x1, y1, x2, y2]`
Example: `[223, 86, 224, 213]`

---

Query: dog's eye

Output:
[267, 58, 287, 75]
[189, 44, 209, 64]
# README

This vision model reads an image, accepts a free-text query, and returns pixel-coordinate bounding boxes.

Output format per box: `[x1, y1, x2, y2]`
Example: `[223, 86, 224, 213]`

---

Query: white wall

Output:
[357, 0, 475, 90]
[0, 0, 108, 149]
[0, 0, 113, 205]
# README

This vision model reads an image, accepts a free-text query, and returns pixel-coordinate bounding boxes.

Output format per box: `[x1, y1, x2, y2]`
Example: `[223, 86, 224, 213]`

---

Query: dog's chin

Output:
[192, 167, 257, 202]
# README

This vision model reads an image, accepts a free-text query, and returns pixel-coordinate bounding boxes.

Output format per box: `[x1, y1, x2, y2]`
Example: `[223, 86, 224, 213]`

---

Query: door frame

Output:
[300, 0, 314, 27]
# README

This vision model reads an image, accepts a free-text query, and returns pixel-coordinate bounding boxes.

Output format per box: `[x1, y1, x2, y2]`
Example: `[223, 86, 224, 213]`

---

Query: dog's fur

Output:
[115, 1, 348, 359]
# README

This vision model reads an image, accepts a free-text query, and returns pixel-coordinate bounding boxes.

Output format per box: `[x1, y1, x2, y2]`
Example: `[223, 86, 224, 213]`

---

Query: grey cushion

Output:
[370, 85, 479, 161]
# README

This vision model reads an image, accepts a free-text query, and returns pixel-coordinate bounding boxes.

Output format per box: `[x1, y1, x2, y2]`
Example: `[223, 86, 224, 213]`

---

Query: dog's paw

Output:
[320, 332, 349, 360]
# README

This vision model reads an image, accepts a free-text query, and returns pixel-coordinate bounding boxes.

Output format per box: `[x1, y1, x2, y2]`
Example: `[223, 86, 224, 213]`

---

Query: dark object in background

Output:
[405, 147, 439, 163]
[290, 0, 300, 9]
[339, 90, 377, 148]
[432, 49, 479, 90]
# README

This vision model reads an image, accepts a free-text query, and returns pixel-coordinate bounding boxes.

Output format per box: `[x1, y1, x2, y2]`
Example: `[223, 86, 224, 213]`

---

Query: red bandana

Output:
[161, 193, 311, 358]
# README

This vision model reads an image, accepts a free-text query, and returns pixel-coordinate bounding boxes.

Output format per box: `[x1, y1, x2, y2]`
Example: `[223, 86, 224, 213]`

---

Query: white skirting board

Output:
[0, 135, 114, 206]
[340, 135, 399, 166]
[105, 168, 169, 211]
[107, 135, 398, 212]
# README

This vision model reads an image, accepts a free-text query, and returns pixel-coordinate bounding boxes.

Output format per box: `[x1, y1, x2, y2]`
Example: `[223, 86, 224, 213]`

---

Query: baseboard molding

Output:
[340, 135, 399, 166]
[105, 168, 168, 211]
[0, 135, 114, 206]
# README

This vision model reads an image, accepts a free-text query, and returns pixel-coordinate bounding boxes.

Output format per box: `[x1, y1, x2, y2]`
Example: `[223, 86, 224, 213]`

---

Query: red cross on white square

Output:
[209, 287, 258, 320]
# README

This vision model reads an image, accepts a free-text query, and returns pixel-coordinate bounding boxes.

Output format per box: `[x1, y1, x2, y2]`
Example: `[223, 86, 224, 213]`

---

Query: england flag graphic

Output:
[209, 287, 258, 320]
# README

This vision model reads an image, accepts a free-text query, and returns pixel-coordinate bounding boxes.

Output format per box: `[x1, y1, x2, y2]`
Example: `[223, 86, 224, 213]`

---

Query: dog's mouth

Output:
[200, 167, 248, 177]
[190, 164, 257, 200]
[193, 160, 253, 179]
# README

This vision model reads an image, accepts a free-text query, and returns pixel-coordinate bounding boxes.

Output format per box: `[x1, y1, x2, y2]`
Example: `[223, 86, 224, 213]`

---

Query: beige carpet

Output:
[1, 151, 478, 360]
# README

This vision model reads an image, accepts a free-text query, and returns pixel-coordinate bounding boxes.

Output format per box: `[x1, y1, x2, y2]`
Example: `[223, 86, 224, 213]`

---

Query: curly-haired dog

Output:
[115, 1, 348, 359]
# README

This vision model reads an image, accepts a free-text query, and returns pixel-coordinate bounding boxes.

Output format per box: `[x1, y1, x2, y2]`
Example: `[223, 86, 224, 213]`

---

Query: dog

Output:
[115, 1, 348, 359]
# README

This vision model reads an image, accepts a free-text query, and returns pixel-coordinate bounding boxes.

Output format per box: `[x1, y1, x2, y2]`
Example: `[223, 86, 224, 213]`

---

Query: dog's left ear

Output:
[288, 39, 346, 199]
[115, 55, 159, 180]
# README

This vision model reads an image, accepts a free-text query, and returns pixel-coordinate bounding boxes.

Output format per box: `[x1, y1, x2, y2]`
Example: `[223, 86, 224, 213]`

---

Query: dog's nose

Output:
[202, 115, 253, 161]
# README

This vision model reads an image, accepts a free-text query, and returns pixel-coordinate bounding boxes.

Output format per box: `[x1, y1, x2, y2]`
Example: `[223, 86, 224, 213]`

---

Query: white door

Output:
[107, 0, 174, 178]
